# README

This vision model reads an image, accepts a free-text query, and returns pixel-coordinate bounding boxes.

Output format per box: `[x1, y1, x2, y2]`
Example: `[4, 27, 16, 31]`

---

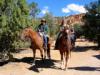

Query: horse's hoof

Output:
[63, 67, 68, 71]
[61, 66, 67, 71]
[63, 68, 67, 71]
[31, 63, 35, 66]
[31, 61, 35, 66]
[47, 56, 51, 59]
[48, 57, 51, 60]
[44, 56, 46, 59]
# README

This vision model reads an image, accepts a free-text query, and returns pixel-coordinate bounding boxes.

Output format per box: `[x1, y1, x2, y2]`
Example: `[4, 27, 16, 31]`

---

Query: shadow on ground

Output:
[28, 59, 61, 72]
[93, 55, 100, 60]
[0, 61, 9, 66]
[15, 57, 61, 72]
[73, 46, 99, 52]
[0, 57, 61, 72]
[68, 66, 100, 71]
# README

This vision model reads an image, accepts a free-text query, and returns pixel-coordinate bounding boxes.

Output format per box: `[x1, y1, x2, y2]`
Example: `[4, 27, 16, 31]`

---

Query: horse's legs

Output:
[65, 51, 69, 70]
[32, 49, 36, 65]
[47, 44, 51, 59]
[40, 48, 44, 60]
[60, 51, 63, 69]
[44, 48, 46, 59]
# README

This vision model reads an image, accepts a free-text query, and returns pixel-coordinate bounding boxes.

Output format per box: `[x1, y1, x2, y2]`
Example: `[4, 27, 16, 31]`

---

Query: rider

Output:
[37, 19, 49, 49]
[70, 27, 76, 46]
[55, 19, 70, 49]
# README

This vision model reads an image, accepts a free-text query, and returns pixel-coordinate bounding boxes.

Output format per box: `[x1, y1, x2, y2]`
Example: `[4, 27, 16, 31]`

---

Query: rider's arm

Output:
[37, 25, 41, 32]
[44, 25, 49, 34]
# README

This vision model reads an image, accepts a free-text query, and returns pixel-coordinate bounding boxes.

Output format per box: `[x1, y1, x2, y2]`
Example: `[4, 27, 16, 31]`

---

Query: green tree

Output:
[29, 2, 40, 18]
[74, 24, 84, 38]
[83, 0, 100, 47]
[0, 0, 39, 57]
[28, 2, 40, 31]
[43, 12, 59, 37]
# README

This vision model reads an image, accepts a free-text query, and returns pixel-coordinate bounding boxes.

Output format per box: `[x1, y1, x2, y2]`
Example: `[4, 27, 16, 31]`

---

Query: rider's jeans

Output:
[43, 35, 47, 49]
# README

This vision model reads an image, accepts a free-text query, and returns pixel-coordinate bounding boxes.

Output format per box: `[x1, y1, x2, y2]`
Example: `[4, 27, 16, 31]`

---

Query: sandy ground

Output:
[0, 40, 100, 75]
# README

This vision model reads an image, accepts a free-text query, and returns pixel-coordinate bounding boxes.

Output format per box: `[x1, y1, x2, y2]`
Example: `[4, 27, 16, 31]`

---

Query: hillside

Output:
[55, 13, 85, 26]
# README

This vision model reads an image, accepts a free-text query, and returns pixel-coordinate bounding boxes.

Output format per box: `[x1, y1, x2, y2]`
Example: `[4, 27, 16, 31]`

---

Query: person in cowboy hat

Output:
[37, 18, 49, 49]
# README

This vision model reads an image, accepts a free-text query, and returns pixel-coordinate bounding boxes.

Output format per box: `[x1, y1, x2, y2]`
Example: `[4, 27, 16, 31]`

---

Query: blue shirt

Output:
[37, 24, 48, 34]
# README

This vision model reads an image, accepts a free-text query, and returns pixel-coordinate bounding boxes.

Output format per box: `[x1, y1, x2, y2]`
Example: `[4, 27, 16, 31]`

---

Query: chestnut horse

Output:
[21, 27, 51, 64]
[56, 30, 71, 70]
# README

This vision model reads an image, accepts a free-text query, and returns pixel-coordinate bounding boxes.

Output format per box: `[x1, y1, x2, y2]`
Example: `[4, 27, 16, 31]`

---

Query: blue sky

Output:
[27, 0, 97, 17]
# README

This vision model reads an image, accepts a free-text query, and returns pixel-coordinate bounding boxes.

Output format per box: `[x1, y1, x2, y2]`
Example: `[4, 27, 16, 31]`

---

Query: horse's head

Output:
[62, 30, 68, 38]
[21, 27, 33, 41]
[59, 30, 69, 45]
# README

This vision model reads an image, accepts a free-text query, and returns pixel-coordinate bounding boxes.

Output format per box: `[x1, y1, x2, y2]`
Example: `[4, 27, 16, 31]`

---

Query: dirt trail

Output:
[0, 40, 100, 75]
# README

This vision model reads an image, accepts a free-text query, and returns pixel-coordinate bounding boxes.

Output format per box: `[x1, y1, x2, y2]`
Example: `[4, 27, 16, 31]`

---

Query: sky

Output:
[27, 0, 98, 17]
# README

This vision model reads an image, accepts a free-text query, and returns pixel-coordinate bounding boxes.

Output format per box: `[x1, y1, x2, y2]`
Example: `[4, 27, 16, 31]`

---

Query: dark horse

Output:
[21, 27, 51, 64]
[55, 30, 71, 70]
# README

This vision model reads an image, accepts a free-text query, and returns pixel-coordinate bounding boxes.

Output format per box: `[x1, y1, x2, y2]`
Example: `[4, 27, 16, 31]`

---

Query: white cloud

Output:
[62, 3, 87, 14]
[68, 4, 87, 13]
[62, 8, 70, 13]
[41, 6, 49, 14]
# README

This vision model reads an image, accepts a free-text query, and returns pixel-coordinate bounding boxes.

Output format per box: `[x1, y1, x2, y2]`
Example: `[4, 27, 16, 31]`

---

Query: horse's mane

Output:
[21, 27, 37, 40]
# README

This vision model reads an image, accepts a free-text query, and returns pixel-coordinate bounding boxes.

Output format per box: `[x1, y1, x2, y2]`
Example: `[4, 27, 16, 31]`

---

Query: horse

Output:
[56, 29, 71, 70]
[21, 27, 51, 65]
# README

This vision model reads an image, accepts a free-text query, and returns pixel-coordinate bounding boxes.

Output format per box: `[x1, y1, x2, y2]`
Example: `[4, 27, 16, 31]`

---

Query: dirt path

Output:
[0, 40, 100, 75]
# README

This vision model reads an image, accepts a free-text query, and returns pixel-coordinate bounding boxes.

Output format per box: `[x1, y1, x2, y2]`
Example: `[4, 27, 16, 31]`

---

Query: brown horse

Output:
[56, 30, 71, 70]
[21, 27, 51, 64]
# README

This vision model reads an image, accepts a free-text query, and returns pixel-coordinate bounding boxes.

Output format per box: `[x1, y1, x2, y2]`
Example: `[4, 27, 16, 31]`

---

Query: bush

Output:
[74, 23, 84, 38]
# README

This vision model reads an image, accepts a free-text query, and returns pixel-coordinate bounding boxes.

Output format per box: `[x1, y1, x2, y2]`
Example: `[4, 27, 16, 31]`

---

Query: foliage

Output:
[83, 0, 100, 47]
[43, 12, 60, 37]
[74, 23, 84, 38]
[29, 2, 40, 18]
[0, 0, 39, 53]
